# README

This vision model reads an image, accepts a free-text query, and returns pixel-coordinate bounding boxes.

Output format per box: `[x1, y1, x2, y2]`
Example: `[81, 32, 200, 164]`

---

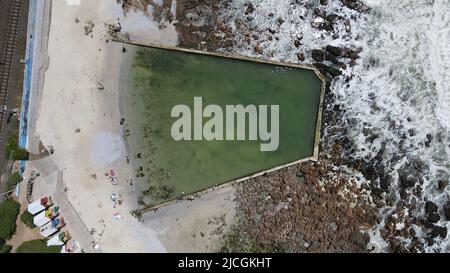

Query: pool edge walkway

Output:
[113, 39, 328, 214]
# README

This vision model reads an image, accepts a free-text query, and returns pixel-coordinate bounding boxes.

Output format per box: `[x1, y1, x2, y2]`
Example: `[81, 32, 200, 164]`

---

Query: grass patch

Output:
[5, 134, 29, 161]
[20, 210, 36, 229]
[16, 239, 62, 253]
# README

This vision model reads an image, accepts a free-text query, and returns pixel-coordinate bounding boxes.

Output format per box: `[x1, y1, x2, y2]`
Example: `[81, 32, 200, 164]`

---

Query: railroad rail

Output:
[0, 0, 23, 141]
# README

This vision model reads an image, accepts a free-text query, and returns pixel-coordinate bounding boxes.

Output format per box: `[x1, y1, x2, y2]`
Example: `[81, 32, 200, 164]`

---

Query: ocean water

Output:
[216, 0, 450, 251]
[333, 0, 450, 252]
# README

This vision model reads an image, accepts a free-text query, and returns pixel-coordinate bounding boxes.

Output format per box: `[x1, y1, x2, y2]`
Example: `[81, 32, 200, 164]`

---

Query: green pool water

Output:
[122, 46, 323, 206]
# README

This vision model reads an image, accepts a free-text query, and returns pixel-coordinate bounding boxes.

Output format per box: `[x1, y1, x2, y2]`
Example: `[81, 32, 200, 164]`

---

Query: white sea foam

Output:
[332, 0, 450, 252]
[216, 0, 450, 251]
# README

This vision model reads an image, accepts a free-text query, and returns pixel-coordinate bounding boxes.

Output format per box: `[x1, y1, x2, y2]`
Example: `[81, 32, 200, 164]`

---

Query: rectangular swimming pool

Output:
[121, 45, 325, 208]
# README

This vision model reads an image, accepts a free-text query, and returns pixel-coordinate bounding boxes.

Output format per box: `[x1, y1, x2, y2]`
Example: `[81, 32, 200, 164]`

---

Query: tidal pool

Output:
[122, 46, 324, 207]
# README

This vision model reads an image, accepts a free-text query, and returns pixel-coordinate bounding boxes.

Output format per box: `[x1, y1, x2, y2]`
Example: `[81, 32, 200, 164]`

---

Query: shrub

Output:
[10, 148, 29, 161]
[5, 136, 19, 159]
[6, 172, 23, 191]
[16, 240, 61, 253]
[5, 135, 28, 160]
[20, 210, 36, 229]
[0, 199, 21, 239]
[0, 244, 12, 253]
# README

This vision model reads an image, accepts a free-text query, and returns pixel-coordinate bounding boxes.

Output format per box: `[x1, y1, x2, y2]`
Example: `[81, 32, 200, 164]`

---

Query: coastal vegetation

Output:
[20, 210, 36, 229]
[0, 199, 20, 240]
[0, 238, 12, 253]
[5, 134, 28, 161]
[0, 199, 20, 252]
[16, 239, 62, 253]
[6, 172, 22, 192]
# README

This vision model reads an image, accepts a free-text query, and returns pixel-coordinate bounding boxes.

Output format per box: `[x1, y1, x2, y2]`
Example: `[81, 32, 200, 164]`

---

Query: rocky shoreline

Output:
[174, 0, 381, 253]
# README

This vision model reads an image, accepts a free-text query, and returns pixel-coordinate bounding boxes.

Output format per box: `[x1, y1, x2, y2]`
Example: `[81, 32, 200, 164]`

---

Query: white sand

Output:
[32, 0, 235, 252]
[90, 132, 125, 166]
[143, 186, 236, 253]
[35, 0, 167, 252]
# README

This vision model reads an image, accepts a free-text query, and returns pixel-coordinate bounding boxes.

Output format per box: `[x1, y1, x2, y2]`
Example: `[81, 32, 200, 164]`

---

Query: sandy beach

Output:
[27, 0, 235, 252]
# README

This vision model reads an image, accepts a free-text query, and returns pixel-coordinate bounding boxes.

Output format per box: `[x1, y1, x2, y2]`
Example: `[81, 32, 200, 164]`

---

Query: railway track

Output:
[0, 0, 22, 141]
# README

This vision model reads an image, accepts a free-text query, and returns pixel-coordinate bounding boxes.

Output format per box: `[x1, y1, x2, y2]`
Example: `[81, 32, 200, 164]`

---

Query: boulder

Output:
[326, 45, 342, 57]
[429, 225, 447, 239]
[314, 63, 342, 78]
[444, 201, 450, 221]
[254, 45, 263, 54]
[399, 173, 417, 188]
[311, 17, 333, 31]
[425, 201, 438, 213]
[340, 0, 370, 13]
[427, 212, 440, 223]
[245, 3, 255, 15]
[438, 180, 448, 191]
[311, 49, 325, 62]
[421, 219, 435, 229]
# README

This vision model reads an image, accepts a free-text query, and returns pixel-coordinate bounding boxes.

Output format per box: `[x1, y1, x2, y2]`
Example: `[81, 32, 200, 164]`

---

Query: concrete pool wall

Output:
[116, 40, 327, 212]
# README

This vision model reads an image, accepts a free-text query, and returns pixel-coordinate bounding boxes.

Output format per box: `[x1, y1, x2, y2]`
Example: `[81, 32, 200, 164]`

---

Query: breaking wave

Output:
[332, 0, 450, 252]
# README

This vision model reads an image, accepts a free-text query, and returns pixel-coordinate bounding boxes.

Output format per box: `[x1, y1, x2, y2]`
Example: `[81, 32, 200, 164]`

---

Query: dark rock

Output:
[425, 201, 438, 213]
[311, 19, 334, 31]
[421, 219, 435, 229]
[297, 53, 305, 62]
[311, 49, 325, 62]
[320, 0, 329, 5]
[245, 3, 255, 15]
[427, 212, 440, 223]
[254, 45, 263, 54]
[277, 17, 285, 25]
[325, 53, 346, 69]
[340, 0, 371, 12]
[344, 19, 351, 33]
[444, 202, 450, 221]
[429, 225, 447, 239]
[425, 133, 433, 147]
[325, 52, 339, 63]
[326, 14, 340, 24]
[314, 63, 342, 78]
[294, 39, 302, 48]
[399, 174, 417, 188]
[314, 8, 327, 18]
[221, 39, 235, 48]
[326, 45, 342, 57]
[438, 180, 448, 191]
